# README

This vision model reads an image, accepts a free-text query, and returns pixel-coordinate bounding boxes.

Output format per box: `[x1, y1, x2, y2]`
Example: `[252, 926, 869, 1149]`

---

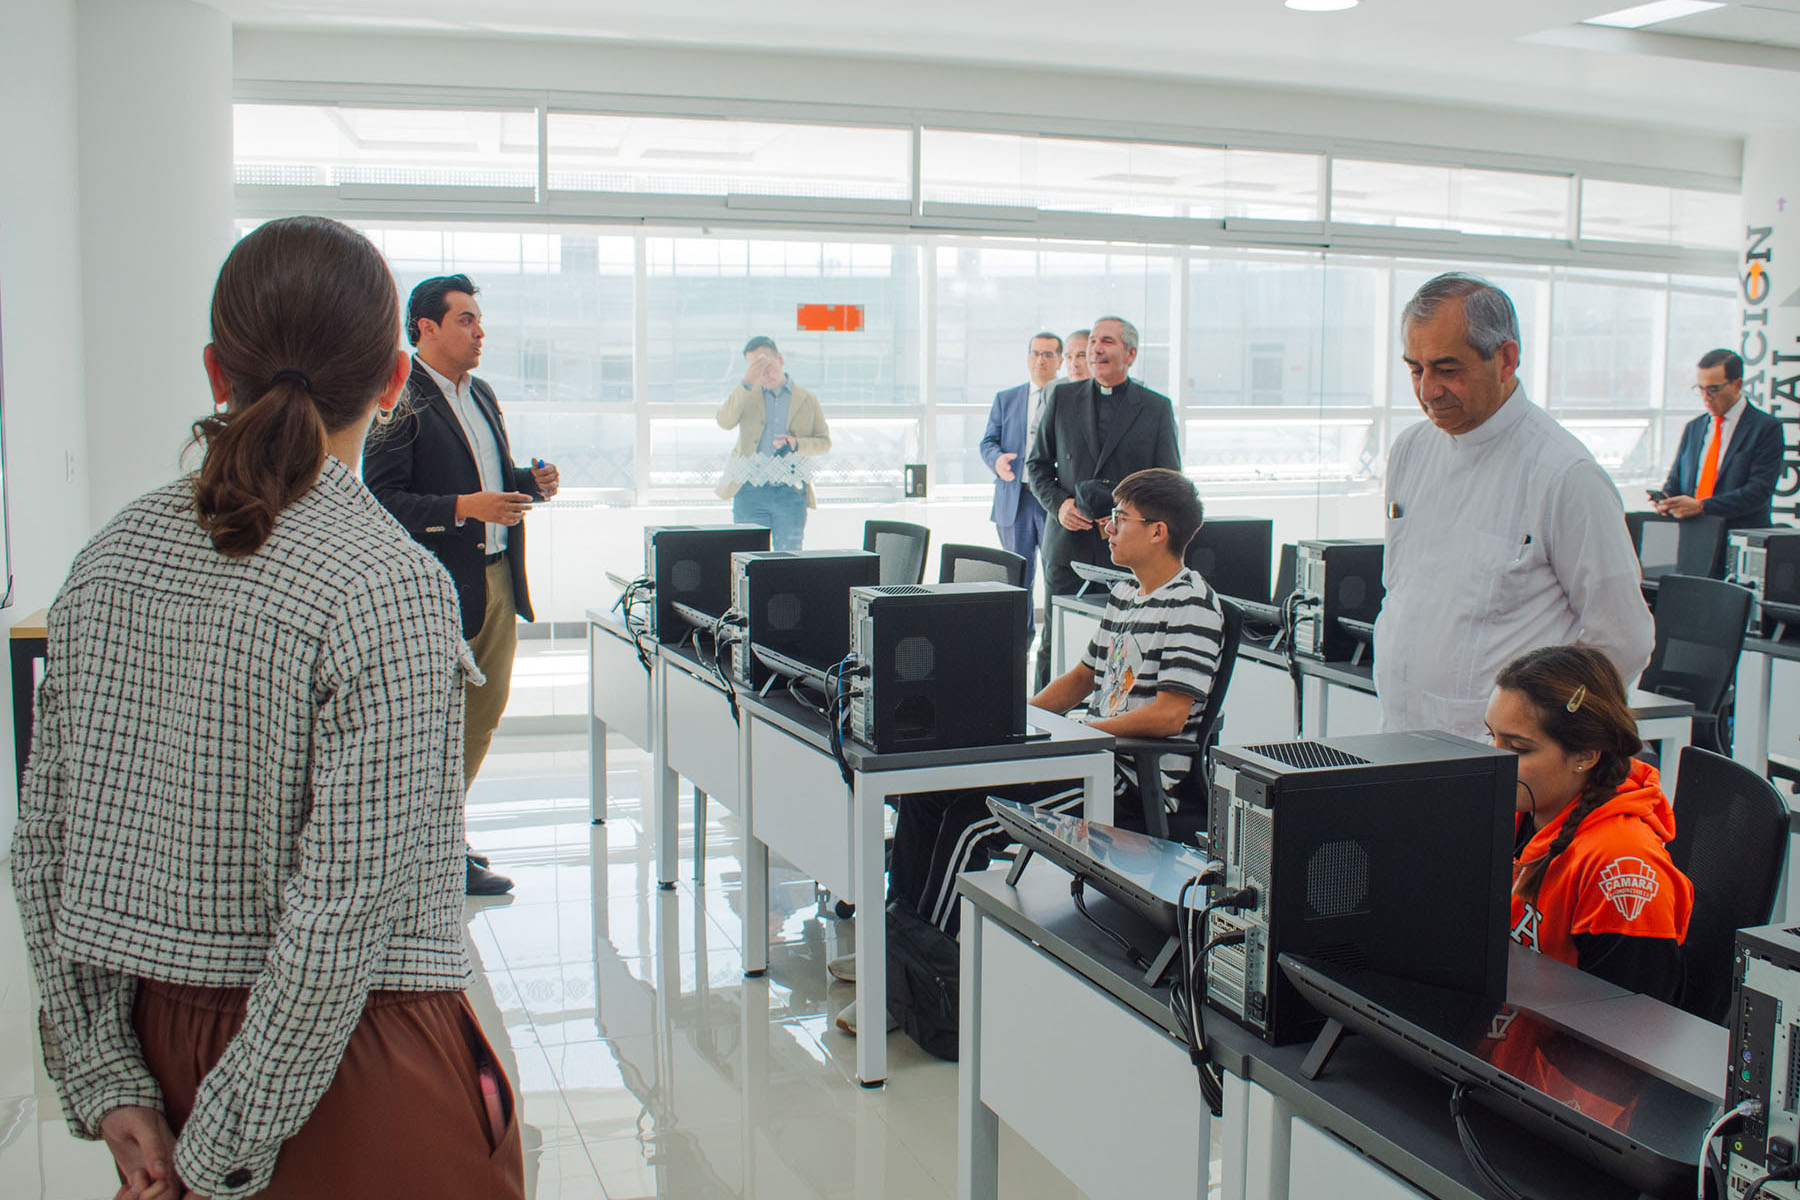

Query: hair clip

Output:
[1565, 685, 1587, 714]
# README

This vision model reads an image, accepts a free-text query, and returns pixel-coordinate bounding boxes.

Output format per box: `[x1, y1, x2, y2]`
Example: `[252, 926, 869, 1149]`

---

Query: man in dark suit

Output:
[979, 331, 1062, 649]
[364, 274, 560, 895]
[1656, 348, 1783, 563]
[1025, 315, 1181, 688]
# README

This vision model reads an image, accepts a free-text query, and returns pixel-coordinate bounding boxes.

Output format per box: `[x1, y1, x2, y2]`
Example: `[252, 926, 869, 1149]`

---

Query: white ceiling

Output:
[216, 0, 1800, 135]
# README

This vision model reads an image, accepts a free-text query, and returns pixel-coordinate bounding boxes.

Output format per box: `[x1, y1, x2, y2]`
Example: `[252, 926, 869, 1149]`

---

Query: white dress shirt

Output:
[1702, 396, 1745, 466]
[1027, 383, 1046, 445]
[1373, 384, 1654, 741]
[420, 359, 508, 553]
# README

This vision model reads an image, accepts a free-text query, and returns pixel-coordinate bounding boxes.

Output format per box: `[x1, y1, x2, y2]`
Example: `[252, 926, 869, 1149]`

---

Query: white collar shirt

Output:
[1707, 397, 1745, 463]
[420, 359, 508, 553]
[1373, 384, 1654, 741]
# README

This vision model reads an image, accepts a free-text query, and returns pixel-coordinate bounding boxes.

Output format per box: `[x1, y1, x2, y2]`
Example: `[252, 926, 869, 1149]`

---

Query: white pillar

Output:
[77, 0, 233, 526]
[1739, 132, 1800, 523]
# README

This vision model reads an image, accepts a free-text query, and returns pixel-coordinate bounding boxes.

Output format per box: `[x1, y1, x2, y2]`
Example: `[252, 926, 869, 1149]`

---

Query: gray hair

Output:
[1400, 272, 1519, 361]
[1093, 315, 1139, 353]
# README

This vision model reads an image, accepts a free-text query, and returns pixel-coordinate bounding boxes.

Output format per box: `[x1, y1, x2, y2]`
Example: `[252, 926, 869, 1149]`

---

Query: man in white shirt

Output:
[1655, 348, 1784, 550]
[1374, 272, 1653, 741]
[978, 332, 1062, 647]
[365, 274, 561, 895]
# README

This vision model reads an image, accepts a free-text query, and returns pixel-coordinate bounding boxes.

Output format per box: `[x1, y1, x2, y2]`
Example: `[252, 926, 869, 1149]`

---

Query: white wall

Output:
[78, 0, 234, 527]
[0, 0, 93, 844]
[233, 30, 1742, 185]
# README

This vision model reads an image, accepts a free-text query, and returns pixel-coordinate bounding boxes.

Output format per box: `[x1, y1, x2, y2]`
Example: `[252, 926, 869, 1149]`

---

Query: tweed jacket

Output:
[10, 456, 475, 1200]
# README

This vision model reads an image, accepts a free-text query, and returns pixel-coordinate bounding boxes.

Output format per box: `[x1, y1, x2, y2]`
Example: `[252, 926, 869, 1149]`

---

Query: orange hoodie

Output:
[1509, 759, 1693, 969]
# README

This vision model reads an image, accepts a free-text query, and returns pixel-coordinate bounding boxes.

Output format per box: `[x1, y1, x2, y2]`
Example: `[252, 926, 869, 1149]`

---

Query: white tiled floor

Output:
[1, 644, 1103, 1199]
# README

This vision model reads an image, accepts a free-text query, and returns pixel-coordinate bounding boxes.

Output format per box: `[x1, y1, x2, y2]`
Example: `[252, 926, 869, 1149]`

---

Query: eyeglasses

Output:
[1693, 382, 1736, 398]
[1108, 509, 1157, 527]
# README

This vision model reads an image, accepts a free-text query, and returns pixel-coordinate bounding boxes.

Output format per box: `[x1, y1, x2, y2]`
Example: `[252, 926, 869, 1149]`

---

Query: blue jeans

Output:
[732, 484, 807, 551]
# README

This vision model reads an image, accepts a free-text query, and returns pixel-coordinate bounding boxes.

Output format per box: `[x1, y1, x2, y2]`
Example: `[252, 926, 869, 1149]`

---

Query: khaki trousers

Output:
[465, 560, 517, 790]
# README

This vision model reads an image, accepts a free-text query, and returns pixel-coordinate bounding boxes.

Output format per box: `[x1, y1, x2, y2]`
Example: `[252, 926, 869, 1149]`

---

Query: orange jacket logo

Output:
[1597, 857, 1660, 922]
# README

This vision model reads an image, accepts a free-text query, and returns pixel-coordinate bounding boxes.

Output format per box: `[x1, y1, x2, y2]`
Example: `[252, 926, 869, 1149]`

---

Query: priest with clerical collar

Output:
[1024, 314, 1182, 689]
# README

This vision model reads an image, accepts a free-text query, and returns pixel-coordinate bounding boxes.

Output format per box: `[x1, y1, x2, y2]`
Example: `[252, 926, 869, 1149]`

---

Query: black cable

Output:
[1167, 874, 1247, 1119]
[1449, 1083, 1537, 1200]
[1745, 1167, 1800, 1200]
[1071, 875, 1149, 970]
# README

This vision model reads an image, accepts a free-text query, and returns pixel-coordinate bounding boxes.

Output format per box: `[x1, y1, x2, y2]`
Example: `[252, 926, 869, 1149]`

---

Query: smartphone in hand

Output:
[1646, 489, 1667, 503]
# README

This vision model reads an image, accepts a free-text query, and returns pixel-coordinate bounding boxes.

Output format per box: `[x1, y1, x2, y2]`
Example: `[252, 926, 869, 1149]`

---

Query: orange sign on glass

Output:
[796, 304, 865, 332]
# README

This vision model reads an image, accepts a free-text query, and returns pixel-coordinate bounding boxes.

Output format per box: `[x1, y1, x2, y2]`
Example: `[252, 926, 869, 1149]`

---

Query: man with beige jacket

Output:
[716, 335, 832, 549]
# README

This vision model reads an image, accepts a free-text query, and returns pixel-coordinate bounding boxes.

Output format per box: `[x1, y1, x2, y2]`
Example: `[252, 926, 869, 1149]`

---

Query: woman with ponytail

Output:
[12, 216, 524, 1199]
[1485, 645, 1692, 1002]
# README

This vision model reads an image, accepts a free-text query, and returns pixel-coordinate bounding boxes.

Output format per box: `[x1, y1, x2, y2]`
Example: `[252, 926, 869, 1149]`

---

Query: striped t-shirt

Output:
[1080, 566, 1226, 796]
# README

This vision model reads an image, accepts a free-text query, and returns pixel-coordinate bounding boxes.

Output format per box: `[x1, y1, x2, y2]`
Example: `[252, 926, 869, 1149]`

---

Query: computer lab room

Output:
[7, 1, 1800, 1198]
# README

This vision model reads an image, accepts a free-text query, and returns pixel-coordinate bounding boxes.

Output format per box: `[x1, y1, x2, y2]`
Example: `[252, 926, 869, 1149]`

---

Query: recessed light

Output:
[1285, 0, 1359, 10]
[1581, 1, 1723, 29]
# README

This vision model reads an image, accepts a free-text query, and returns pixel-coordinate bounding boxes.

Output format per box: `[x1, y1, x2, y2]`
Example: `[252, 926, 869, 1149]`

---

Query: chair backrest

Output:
[1640, 574, 1753, 713]
[1174, 597, 1245, 806]
[863, 520, 931, 586]
[937, 543, 1026, 587]
[1668, 745, 1790, 1023]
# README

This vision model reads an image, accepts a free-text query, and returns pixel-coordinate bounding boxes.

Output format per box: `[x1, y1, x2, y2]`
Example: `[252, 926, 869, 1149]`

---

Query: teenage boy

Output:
[833, 467, 1226, 1035]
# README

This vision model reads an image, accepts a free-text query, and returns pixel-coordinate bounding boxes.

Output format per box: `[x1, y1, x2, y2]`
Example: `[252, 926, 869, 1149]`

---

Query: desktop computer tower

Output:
[728, 550, 880, 689]
[1185, 518, 1273, 608]
[847, 583, 1029, 752]
[1725, 924, 1800, 1200]
[1728, 527, 1800, 637]
[1292, 539, 1384, 662]
[1206, 732, 1516, 1044]
[644, 525, 771, 644]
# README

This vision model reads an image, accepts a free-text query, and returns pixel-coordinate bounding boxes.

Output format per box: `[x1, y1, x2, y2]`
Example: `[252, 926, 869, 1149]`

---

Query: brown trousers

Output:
[465, 560, 518, 789]
[135, 981, 525, 1199]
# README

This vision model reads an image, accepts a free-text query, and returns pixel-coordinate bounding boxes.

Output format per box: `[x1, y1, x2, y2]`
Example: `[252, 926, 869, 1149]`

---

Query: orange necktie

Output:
[1695, 418, 1722, 501]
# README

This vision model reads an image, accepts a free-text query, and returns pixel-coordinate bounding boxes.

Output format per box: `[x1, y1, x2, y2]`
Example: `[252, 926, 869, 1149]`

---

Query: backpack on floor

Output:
[885, 900, 961, 1061]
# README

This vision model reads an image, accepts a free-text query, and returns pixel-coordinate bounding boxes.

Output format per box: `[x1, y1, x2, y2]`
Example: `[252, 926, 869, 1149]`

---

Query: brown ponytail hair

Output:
[1496, 645, 1643, 905]
[191, 216, 400, 556]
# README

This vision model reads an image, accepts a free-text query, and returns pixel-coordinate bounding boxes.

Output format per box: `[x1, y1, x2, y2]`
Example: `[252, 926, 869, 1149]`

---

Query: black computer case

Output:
[728, 550, 881, 689]
[1207, 731, 1516, 1044]
[1293, 539, 1384, 662]
[848, 583, 1029, 752]
[644, 525, 771, 644]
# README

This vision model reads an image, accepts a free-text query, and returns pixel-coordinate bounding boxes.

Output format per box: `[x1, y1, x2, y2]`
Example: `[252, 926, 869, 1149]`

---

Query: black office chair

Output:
[863, 520, 931, 586]
[1668, 746, 1789, 1024]
[1112, 598, 1244, 847]
[1639, 574, 1753, 754]
[938, 543, 1027, 587]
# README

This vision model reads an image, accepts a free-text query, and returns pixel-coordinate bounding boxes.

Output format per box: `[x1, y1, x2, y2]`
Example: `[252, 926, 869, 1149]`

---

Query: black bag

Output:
[885, 900, 961, 1061]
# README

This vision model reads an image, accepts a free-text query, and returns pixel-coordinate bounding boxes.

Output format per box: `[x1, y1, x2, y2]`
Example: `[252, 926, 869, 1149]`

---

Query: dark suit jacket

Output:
[1662, 402, 1784, 532]
[978, 382, 1044, 527]
[364, 359, 542, 638]
[1025, 378, 1181, 592]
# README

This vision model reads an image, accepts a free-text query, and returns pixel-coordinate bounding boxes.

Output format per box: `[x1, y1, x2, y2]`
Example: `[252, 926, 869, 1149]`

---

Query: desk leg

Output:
[852, 773, 888, 1087]
[1085, 754, 1114, 827]
[741, 716, 769, 976]
[1735, 649, 1773, 778]
[1219, 1070, 1251, 1200]
[653, 660, 678, 889]
[1053, 605, 1067, 679]
[1660, 722, 1689, 800]
[957, 902, 1000, 1200]
[694, 788, 708, 885]
[1244, 1077, 1294, 1200]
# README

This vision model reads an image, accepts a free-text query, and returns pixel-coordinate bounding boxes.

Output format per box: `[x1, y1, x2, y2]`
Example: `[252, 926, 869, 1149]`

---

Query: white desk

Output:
[956, 866, 1724, 1200]
[654, 640, 742, 887]
[1734, 634, 1800, 781]
[734, 689, 1114, 1087]
[587, 608, 655, 825]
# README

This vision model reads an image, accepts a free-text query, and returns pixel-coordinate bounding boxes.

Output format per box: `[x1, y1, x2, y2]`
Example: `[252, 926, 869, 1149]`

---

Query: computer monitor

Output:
[1186, 518, 1273, 607]
[1627, 511, 1726, 580]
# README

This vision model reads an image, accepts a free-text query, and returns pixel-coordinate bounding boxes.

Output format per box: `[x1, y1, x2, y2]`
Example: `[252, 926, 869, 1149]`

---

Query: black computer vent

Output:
[1244, 742, 1371, 770]
[879, 585, 933, 596]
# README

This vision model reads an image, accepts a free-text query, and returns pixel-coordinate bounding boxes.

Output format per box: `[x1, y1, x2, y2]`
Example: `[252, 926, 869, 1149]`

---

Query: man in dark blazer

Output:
[1656, 348, 1784, 568]
[1025, 315, 1181, 688]
[364, 274, 560, 895]
[980, 331, 1063, 648]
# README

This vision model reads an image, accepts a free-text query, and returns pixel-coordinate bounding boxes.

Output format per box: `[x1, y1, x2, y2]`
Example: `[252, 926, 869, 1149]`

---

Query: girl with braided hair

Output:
[1484, 645, 1693, 1002]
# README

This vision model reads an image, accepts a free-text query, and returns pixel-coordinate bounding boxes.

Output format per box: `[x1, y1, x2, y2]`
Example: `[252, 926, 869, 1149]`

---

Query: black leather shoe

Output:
[466, 859, 514, 896]
[468, 850, 491, 868]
